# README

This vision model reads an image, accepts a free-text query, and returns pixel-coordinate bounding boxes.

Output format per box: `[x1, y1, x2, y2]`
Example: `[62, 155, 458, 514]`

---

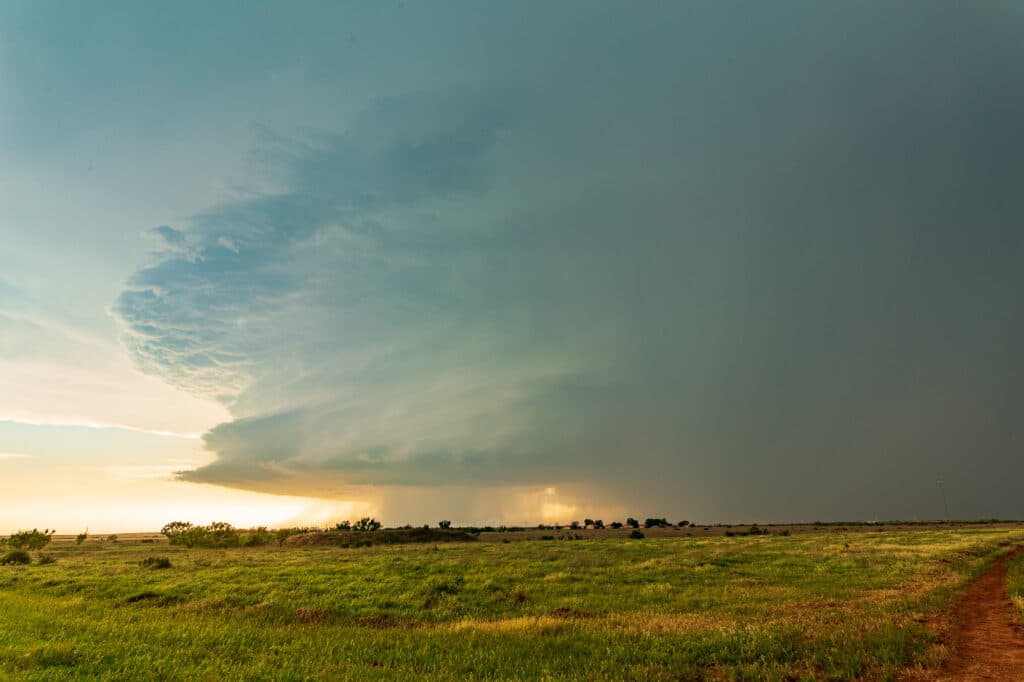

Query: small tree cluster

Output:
[644, 518, 671, 529]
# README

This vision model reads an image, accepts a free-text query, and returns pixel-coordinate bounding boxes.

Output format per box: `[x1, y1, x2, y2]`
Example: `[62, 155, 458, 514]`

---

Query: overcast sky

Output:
[2, 2, 1023, 531]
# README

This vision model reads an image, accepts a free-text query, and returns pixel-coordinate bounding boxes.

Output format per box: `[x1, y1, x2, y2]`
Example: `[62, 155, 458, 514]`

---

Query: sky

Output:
[2, 2, 1023, 532]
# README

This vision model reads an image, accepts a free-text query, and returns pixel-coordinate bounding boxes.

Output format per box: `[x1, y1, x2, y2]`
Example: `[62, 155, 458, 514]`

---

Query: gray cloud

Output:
[113, 4, 1024, 521]
[151, 225, 185, 246]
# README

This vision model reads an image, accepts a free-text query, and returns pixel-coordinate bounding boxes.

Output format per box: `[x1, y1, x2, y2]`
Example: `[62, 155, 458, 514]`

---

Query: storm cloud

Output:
[112, 3, 1024, 521]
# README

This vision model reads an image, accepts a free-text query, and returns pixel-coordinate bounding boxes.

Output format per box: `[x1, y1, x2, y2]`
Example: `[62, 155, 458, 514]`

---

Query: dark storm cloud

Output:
[113, 3, 1024, 520]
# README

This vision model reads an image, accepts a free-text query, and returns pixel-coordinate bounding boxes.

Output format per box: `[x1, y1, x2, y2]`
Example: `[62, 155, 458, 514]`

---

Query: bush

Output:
[7, 529, 54, 550]
[161, 521, 196, 546]
[240, 527, 274, 547]
[1, 549, 31, 565]
[284, 527, 476, 547]
[677, 520, 690, 527]
[644, 518, 671, 529]
[629, 530, 645, 540]
[334, 520, 352, 531]
[610, 521, 623, 529]
[593, 519, 605, 529]
[107, 534, 119, 543]
[36, 554, 57, 565]
[352, 517, 382, 532]
[160, 521, 240, 548]
[75, 532, 88, 545]
[626, 518, 639, 529]
[141, 557, 172, 569]
[438, 520, 451, 529]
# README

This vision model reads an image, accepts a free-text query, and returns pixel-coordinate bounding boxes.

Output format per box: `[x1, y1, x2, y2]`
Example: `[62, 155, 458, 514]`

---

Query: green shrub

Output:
[161, 521, 196, 546]
[240, 527, 274, 546]
[160, 521, 241, 548]
[75, 533, 88, 545]
[141, 557, 172, 569]
[1, 549, 31, 565]
[284, 527, 476, 547]
[7, 529, 54, 550]
[36, 553, 56, 565]
[629, 530, 645, 539]
[353, 517, 382, 532]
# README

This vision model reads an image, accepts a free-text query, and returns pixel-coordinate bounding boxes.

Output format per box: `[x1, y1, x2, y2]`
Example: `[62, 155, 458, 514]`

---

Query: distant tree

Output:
[353, 517, 382, 532]
[593, 519, 605, 529]
[610, 521, 623, 529]
[569, 520, 581, 530]
[335, 520, 352, 531]
[677, 520, 690, 527]
[626, 518, 640, 529]
[583, 518, 595, 528]
[76, 532, 88, 545]
[644, 518, 670, 529]
[438, 520, 452, 529]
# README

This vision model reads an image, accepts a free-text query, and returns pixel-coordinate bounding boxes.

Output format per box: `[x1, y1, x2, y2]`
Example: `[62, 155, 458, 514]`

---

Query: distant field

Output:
[2, 528, 1023, 680]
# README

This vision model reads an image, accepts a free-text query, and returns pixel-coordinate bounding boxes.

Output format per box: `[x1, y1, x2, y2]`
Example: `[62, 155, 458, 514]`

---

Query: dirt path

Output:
[934, 546, 1024, 680]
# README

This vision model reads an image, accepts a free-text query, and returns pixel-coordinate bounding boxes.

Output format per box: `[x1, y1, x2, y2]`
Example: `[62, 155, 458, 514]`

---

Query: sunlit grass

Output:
[1, 529, 1021, 679]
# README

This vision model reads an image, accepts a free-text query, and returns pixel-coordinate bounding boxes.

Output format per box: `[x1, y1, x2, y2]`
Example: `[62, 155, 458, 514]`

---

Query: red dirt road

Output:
[935, 546, 1024, 680]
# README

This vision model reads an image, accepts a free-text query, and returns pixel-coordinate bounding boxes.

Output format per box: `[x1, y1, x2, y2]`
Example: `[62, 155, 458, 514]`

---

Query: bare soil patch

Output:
[931, 546, 1024, 680]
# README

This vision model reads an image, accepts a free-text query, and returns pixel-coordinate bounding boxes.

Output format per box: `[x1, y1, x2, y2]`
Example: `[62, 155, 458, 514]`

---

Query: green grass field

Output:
[1005, 548, 1024, 622]
[2, 528, 1022, 680]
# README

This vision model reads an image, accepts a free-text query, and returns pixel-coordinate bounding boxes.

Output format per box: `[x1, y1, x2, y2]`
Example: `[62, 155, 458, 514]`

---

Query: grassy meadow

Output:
[2, 528, 1023, 680]
[1005, 549, 1024, 622]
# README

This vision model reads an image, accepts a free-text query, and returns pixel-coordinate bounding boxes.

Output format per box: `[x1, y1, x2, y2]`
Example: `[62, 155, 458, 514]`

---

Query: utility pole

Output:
[937, 478, 948, 520]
